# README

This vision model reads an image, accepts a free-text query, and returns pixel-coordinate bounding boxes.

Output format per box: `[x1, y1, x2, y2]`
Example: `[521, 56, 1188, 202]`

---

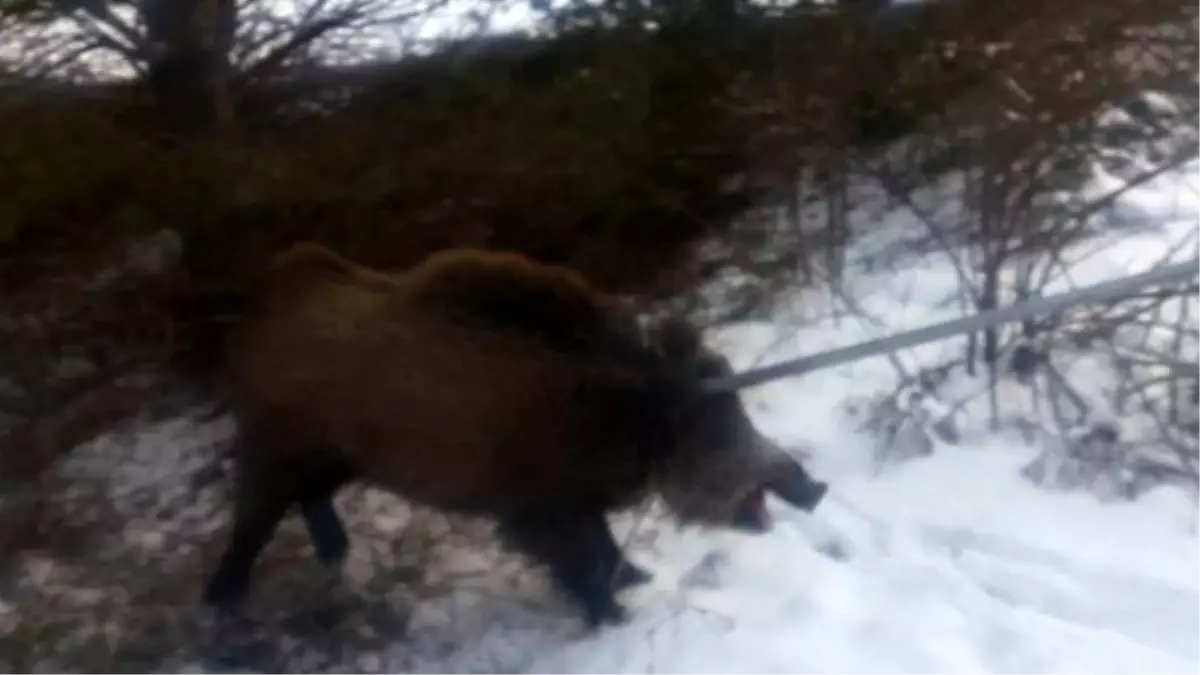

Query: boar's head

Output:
[647, 318, 828, 534]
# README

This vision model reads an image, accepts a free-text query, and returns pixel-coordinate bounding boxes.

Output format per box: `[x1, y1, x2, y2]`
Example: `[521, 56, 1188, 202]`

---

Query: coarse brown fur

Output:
[203, 242, 827, 627]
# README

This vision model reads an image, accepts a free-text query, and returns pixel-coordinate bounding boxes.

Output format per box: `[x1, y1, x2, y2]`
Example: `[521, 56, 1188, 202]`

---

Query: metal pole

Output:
[703, 258, 1200, 393]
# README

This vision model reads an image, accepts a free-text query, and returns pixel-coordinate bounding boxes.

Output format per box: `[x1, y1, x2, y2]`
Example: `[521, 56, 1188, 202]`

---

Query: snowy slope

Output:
[2, 165, 1195, 673]
[523, 163, 1200, 674]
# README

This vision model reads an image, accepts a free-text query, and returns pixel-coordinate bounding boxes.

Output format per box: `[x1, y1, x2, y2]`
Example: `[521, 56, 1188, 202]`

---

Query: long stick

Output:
[703, 258, 1200, 393]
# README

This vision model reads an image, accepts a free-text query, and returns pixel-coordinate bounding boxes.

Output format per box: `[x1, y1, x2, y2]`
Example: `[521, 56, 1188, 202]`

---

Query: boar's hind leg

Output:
[204, 447, 352, 610]
[297, 466, 353, 567]
[203, 479, 291, 610]
[498, 506, 634, 628]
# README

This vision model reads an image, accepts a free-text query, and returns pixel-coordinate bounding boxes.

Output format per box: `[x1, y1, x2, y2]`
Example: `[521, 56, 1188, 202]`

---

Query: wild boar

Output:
[201, 242, 828, 627]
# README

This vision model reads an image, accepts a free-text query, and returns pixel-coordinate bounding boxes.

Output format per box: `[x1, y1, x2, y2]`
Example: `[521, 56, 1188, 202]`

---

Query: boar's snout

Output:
[768, 456, 828, 513]
[652, 326, 831, 534]
[728, 454, 828, 534]
[731, 487, 772, 533]
[772, 474, 828, 512]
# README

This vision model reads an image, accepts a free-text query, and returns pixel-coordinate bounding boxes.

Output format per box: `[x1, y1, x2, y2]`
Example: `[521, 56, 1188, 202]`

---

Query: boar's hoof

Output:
[496, 508, 638, 630]
[203, 566, 253, 614]
[199, 612, 277, 673]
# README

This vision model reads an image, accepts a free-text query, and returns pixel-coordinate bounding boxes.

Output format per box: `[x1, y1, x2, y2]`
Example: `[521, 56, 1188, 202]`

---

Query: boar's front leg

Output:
[497, 506, 636, 628]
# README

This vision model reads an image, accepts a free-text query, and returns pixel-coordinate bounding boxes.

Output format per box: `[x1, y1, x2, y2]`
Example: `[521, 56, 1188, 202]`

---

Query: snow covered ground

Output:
[531, 163, 1199, 674]
[2, 165, 1196, 673]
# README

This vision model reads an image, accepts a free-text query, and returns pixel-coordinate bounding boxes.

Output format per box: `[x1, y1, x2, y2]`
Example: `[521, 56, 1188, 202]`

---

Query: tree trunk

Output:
[140, 0, 236, 135]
